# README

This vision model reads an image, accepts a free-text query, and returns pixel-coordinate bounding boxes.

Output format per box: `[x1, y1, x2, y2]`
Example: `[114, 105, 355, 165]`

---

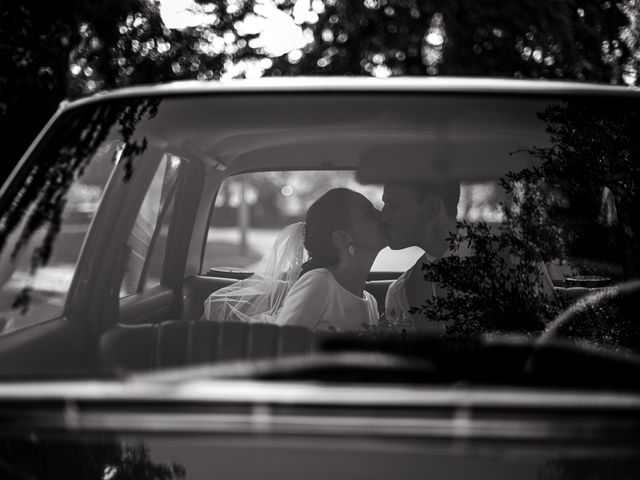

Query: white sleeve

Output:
[276, 270, 330, 329]
[366, 293, 379, 327]
[385, 276, 405, 323]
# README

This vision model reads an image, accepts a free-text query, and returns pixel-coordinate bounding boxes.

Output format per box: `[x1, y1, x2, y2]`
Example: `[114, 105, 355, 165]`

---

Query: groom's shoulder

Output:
[387, 265, 411, 292]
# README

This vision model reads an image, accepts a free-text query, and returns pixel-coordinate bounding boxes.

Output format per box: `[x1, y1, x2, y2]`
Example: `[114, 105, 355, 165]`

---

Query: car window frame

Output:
[135, 174, 182, 294]
[120, 156, 187, 297]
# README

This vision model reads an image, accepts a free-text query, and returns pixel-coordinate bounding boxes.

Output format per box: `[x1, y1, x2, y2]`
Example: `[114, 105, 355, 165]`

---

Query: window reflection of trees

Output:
[0, 98, 160, 313]
[412, 98, 640, 345]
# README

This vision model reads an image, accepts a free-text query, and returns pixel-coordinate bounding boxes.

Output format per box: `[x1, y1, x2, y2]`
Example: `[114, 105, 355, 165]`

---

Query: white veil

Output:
[203, 222, 307, 323]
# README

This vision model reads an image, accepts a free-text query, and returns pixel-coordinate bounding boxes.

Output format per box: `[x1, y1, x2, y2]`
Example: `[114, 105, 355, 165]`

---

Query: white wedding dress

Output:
[203, 222, 379, 331]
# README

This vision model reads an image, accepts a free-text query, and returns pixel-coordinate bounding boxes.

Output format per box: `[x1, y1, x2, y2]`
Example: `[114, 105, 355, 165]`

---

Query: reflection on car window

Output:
[120, 154, 183, 298]
[205, 172, 509, 276]
[402, 99, 638, 353]
[0, 142, 118, 334]
[204, 171, 425, 274]
[0, 99, 160, 335]
[0, 93, 637, 381]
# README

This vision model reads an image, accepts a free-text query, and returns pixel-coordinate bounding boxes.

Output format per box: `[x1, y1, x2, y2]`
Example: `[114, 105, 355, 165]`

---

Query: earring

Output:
[347, 244, 356, 256]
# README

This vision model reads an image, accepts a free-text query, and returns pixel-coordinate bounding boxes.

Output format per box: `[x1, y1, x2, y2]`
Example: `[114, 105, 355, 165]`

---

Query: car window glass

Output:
[143, 194, 176, 291]
[119, 154, 182, 297]
[0, 141, 119, 335]
[0, 93, 637, 382]
[203, 171, 422, 275]
[204, 172, 503, 275]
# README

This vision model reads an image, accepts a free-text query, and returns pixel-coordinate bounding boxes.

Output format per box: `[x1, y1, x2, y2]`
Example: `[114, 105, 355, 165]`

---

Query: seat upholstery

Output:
[279, 325, 313, 356]
[247, 323, 280, 359]
[100, 323, 158, 371]
[188, 321, 221, 364]
[155, 320, 189, 368]
[182, 275, 237, 321]
[216, 321, 250, 361]
[100, 320, 316, 372]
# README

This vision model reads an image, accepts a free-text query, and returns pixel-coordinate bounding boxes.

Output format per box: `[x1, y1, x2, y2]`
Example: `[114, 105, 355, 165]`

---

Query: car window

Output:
[204, 172, 505, 276]
[203, 171, 423, 275]
[120, 154, 183, 297]
[0, 92, 637, 383]
[0, 140, 119, 335]
[0, 98, 160, 342]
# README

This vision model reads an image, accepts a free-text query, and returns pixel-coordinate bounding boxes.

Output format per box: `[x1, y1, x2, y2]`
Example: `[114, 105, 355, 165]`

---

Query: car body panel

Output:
[0, 78, 639, 479]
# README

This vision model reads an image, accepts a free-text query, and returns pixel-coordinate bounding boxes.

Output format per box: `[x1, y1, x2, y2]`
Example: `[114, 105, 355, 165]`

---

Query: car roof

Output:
[12, 76, 625, 189]
[46, 77, 638, 182]
[60, 76, 640, 112]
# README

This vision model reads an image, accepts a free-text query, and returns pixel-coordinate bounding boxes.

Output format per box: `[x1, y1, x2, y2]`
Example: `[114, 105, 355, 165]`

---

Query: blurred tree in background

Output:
[0, 0, 151, 181]
[265, 0, 636, 82]
[0, 0, 259, 182]
[212, 170, 363, 227]
[410, 97, 640, 340]
[0, 0, 638, 182]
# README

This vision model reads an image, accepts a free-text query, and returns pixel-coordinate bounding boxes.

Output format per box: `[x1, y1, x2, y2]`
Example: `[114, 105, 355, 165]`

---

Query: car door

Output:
[0, 98, 205, 373]
[0, 106, 125, 372]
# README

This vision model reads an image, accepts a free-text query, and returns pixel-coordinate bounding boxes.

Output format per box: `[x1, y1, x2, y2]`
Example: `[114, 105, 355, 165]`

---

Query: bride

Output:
[204, 188, 388, 332]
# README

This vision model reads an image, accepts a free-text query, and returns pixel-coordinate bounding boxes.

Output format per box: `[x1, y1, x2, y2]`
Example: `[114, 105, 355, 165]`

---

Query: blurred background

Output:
[1, 0, 638, 335]
[1, 0, 638, 183]
[203, 171, 503, 273]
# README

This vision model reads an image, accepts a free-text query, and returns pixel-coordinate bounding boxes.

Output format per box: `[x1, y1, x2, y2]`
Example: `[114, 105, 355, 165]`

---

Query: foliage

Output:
[0, 437, 185, 480]
[0, 0, 260, 181]
[409, 221, 557, 337]
[1, 0, 638, 183]
[109, 443, 186, 480]
[0, 0, 158, 181]
[411, 97, 640, 337]
[1, 0, 639, 321]
[621, 0, 640, 84]
[266, 0, 634, 83]
[0, 99, 159, 313]
[68, 1, 263, 97]
[529, 98, 640, 278]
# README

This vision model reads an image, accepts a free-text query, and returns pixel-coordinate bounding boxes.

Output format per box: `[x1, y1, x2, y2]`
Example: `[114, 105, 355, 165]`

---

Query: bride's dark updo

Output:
[300, 188, 362, 277]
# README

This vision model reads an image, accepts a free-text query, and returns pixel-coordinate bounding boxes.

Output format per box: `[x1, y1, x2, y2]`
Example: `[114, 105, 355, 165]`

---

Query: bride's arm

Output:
[276, 271, 330, 329]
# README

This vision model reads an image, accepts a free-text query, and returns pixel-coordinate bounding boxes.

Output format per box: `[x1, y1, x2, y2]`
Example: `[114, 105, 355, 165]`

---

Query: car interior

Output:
[0, 91, 634, 382]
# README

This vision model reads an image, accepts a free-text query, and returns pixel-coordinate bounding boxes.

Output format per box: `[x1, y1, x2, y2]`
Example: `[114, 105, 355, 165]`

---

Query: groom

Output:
[380, 180, 468, 333]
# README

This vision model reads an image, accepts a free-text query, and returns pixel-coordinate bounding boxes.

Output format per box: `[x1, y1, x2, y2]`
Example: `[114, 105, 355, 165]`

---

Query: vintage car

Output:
[0, 78, 639, 479]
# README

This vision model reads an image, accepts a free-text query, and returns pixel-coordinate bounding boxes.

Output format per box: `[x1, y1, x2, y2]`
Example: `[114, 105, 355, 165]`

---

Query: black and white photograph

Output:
[0, 0, 640, 478]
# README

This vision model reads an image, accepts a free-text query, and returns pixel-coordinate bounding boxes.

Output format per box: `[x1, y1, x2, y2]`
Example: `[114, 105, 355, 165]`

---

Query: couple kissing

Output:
[205, 182, 465, 334]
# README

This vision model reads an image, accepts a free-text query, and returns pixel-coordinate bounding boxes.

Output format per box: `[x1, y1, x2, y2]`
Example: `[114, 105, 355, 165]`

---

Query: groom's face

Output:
[380, 184, 424, 250]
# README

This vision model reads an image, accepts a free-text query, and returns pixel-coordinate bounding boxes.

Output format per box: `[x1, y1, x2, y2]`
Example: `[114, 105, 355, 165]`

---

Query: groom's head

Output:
[381, 181, 460, 251]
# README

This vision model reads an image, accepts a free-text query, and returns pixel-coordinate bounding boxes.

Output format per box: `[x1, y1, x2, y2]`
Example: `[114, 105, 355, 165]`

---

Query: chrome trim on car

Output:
[59, 77, 640, 113]
[0, 380, 639, 409]
[0, 381, 639, 449]
[3, 408, 638, 441]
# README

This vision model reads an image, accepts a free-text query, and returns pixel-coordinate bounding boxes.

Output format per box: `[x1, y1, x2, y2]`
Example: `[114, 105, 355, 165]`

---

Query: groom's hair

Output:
[407, 180, 460, 219]
[300, 188, 361, 277]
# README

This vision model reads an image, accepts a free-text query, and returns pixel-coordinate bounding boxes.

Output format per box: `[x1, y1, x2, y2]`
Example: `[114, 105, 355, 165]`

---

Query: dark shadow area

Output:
[0, 436, 185, 480]
[409, 98, 640, 348]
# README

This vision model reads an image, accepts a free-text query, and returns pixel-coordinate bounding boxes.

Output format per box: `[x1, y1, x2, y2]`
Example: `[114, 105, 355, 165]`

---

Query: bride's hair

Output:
[300, 188, 362, 277]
